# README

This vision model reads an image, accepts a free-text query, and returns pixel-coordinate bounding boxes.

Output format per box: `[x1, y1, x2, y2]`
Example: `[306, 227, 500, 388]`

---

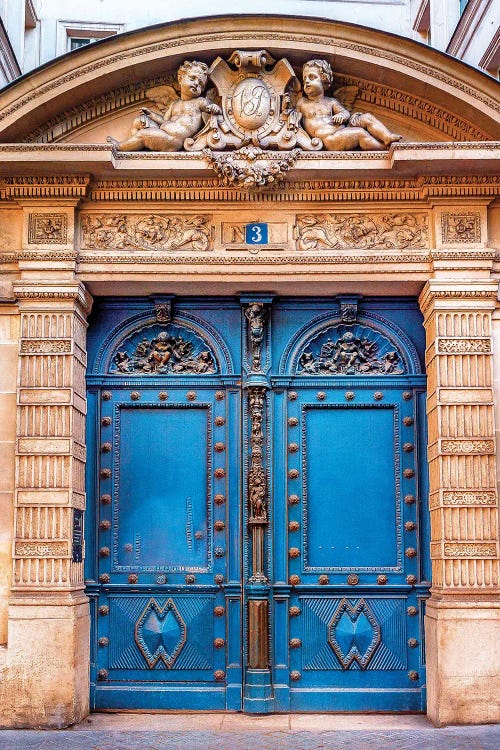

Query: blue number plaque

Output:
[245, 223, 268, 244]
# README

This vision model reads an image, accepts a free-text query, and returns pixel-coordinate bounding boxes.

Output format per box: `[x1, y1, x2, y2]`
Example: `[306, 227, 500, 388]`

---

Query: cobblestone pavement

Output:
[0, 714, 498, 750]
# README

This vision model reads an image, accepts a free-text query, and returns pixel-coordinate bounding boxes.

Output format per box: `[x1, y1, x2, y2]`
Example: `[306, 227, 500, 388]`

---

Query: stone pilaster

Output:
[419, 280, 500, 725]
[0, 281, 92, 728]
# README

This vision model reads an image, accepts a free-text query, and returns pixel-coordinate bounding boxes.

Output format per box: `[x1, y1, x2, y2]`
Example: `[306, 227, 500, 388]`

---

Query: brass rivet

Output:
[156, 574, 167, 584]
[98, 637, 109, 647]
[130, 391, 140, 401]
[288, 469, 299, 479]
[215, 416, 225, 426]
[214, 468, 226, 478]
[406, 574, 417, 585]
[288, 443, 299, 453]
[404, 494, 416, 505]
[214, 606, 225, 617]
[405, 547, 417, 559]
[99, 574, 110, 584]
[214, 574, 224, 585]
[124, 543, 133, 553]
[408, 670, 419, 681]
[290, 638, 302, 648]
[215, 547, 225, 558]
[403, 443, 414, 452]
[373, 391, 383, 401]
[100, 468, 111, 479]
[288, 417, 299, 427]
[316, 391, 326, 401]
[288, 494, 300, 505]
[214, 521, 225, 531]
[99, 519, 111, 531]
[185, 574, 195, 584]
[290, 670, 301, 681]
[403, 468, 415, 478]
[289, 547, 300, 558]
[215, 391, 225, 401]
[408, 638, 418, 648]
[289, 606, 301, 617]
[102, 392, 112, 401]
[186, 391, 196, 401]
[345, 391, 355, 401]
[214, 670, 226, 681]
[98, 605, 109, 616]
[97, 669, 109, 681]
[318, 575, 329, 585]
[128, 573, 138, 584]
[214, 638, 226, 649]
[407, 606, 418, 616]
[405, 521, 416, 531]
[288, 391, 298, 401]
[100, 494, 111, 505]
[215, 442, 225, 452]
[347, 574, 359, 585]
[101, 443, 112, 453]
[288, 521, 300, 532]
[289, 575, 301, 586]
[377, 574, 388, 585]
[101, 416, 111, 426]
[403, 392, 413, 401]
[158, 392, 168, 401]
[214, 494, 226, 504]
[403, 416, 414, 426]
[99, 547, 110, 558]
[194, 530, 203, 539]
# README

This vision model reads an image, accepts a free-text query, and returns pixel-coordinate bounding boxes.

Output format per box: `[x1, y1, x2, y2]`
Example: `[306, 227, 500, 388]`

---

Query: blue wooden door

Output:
[86, 296, 429, 712]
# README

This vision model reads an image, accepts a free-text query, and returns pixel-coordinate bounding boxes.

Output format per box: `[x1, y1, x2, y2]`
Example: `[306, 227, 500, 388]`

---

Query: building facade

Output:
[0, 12, 499, 729]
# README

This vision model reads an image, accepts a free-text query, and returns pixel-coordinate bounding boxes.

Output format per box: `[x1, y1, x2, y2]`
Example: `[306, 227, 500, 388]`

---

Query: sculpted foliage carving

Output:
[81, 214, 212, 252]
[294, 213, 428, 251]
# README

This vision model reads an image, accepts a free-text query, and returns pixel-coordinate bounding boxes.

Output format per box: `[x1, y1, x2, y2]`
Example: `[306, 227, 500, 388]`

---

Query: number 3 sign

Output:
[245, 223, 268, 244]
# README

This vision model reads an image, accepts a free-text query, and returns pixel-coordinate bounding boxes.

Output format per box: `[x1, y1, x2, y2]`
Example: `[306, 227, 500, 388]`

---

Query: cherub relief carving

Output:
[107, 60, 221, 152]
[291, 60, 401, 151]
[106, 51, 402, 174]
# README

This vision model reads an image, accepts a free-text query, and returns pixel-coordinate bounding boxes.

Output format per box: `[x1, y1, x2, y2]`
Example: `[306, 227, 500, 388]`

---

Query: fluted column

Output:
[419, 280, 500, 725]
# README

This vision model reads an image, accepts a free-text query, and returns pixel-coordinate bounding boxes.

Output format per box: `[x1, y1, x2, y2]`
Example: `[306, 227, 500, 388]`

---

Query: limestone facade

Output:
[0, 15, 499, 729]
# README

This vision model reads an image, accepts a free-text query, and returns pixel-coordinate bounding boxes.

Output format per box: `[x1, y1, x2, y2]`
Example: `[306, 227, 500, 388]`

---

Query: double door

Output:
[86, 296, 429, 712]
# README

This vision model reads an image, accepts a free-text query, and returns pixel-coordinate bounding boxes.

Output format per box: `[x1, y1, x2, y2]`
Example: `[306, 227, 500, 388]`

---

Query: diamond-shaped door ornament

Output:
[135, 598, 186, 669]
[328, 598, 381, 670]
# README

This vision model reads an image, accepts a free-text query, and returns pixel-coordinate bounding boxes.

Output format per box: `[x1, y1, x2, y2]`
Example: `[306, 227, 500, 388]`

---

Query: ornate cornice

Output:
[0, 174, 90, 200]
[19, 70, 487, 145]
[13, 282, 93, 314]
[78, 252, 429, 266]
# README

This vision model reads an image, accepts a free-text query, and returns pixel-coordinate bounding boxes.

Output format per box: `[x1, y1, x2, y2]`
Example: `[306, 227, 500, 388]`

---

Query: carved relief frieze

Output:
[441, 491, 497, 507]
[27, 213, 68, 245]
[443, 543, 497, 558]
[441, 439, 495, 455]
[15, 541, 70, 557]
[20, 339, 72, 354]
[438, 338, 491, 354]
[297, 325, 406, 376]
[441, 212, 481, 244]
[81, 213, 213, 252]
[110, 323, 218, 375]
[294, 213, 428, 251]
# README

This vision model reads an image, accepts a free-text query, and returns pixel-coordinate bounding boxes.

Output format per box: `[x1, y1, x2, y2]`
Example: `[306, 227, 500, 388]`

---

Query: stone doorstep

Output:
[70, 712, 437, 732]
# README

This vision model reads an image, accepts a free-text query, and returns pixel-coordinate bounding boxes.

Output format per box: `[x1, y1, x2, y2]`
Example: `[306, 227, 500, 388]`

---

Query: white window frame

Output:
[56, 20, 124, 57]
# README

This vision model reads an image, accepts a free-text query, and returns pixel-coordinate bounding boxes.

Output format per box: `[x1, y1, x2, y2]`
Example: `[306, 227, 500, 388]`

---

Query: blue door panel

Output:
[304, 405, 399, 570]
[86, 296, 429, 713]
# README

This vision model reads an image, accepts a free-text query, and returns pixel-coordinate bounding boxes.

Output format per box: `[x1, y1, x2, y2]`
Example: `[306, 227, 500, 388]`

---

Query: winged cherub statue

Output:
[107, 60, 221, 152]
[292, 59, 402, 151]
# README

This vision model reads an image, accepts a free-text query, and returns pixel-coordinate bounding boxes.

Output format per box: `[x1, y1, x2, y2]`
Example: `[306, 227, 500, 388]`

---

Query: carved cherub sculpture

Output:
[293, 59, 402, 151]
[107, 60, 221, 152]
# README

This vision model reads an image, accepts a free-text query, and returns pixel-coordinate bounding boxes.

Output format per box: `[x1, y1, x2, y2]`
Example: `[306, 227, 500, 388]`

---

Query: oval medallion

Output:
[231, 78, 271, 131]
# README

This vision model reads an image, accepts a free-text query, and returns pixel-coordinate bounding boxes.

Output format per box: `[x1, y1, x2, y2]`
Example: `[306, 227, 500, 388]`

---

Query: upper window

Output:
[56, 21, 124, 56]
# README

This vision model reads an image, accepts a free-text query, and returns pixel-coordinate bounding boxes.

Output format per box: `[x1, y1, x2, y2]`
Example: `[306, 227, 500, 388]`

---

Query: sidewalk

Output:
[0, 713, 498, 750]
